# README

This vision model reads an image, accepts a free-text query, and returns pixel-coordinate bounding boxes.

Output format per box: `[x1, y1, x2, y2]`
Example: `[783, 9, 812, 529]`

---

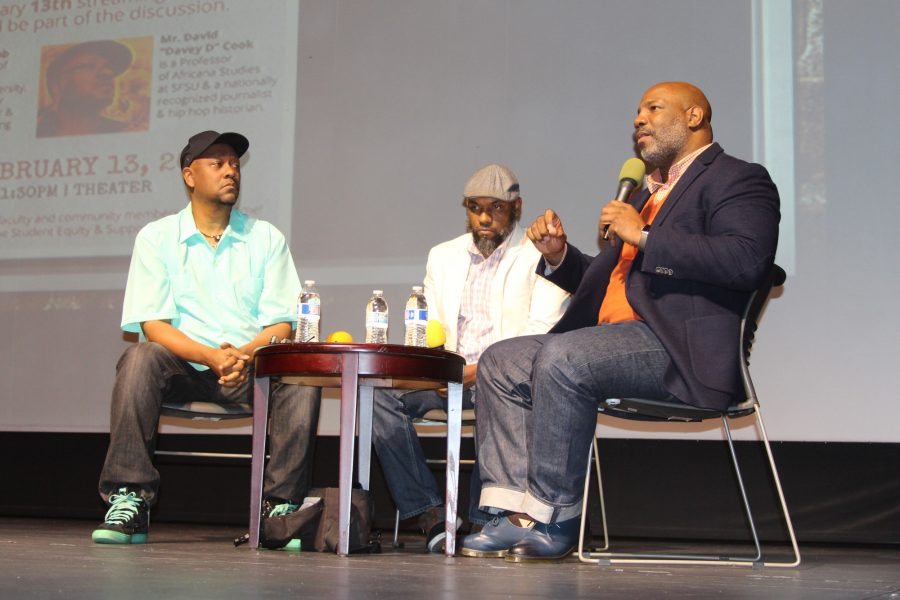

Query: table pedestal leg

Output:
[249, 376, 270, 549]
[337, 352, 360, 556]
[358, 384, 374, 490]
[445, 381, 463, 556]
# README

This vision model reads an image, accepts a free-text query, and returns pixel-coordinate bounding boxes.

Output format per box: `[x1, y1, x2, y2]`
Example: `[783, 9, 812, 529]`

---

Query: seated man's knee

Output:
[533, 335, 576, 382]
[478, 336, 542, 394]
[116, 342, 171, 375]
[478, 338, 512, 376]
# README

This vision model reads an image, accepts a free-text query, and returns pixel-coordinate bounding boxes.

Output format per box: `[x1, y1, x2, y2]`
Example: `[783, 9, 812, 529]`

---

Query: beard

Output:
[637, 120, 691, 170]
[474, 232, 503, 257]
[467, 209, 520, 258]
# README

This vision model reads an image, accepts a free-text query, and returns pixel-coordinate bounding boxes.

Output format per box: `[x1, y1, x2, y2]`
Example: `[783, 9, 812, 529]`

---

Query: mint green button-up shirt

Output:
[121, 204, 300, 370]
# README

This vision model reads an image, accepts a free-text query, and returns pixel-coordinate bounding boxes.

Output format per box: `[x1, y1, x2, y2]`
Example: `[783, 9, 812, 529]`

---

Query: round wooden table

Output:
[249, 343, 466, 556]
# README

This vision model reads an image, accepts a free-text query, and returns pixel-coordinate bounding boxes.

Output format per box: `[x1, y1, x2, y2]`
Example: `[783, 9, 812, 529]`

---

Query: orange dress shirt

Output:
[596, 144, 712, 324]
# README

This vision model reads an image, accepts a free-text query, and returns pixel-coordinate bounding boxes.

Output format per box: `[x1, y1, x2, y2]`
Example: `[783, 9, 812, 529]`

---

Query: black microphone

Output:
[602, 157, 646, 240]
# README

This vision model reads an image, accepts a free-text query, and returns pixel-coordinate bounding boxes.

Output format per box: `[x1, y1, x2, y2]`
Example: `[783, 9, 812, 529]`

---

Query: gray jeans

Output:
[475, 321, 674, 523]
[98, 342, 321, 505]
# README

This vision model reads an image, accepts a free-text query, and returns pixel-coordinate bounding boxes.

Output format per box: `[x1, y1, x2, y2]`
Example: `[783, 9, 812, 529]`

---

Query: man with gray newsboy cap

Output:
[370, 164, 569, 551]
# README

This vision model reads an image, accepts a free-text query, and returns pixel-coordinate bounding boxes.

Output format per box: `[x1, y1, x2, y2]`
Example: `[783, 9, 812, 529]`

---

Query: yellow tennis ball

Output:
[325, 330, 353, 343]
[425, 320, 446, 348]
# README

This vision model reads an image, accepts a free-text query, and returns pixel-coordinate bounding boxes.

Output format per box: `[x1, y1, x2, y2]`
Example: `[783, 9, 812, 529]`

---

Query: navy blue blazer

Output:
[542, 143, 780, 410]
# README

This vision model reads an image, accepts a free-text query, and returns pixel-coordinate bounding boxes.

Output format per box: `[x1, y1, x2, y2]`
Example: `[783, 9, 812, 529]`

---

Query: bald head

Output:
[633, 81, 714, 173]
[647, 81, 712, 126]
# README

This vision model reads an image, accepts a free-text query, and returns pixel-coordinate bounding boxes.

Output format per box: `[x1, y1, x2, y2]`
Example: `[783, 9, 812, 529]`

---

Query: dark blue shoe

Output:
[504, 516, 580, 562]
[460, 516, 534, 558]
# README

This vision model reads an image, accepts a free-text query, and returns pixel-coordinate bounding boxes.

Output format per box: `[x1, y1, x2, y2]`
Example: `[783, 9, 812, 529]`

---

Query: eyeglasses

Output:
[463, 199, 514, 217]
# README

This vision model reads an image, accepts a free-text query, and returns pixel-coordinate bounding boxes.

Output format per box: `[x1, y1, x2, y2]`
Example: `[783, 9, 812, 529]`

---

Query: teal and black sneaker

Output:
[91, 487, 149, 544]
[261, 497, 302, 550]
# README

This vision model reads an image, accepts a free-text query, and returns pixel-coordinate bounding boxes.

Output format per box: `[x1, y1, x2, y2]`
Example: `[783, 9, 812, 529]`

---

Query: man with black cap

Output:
[370, 164, 569, 551]
[92, 131, 321, 545]
[37, 40, 133, 138]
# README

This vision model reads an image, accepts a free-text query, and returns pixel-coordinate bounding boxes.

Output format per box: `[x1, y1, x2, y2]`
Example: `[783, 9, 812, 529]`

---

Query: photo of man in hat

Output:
[36, 39, 146, 138]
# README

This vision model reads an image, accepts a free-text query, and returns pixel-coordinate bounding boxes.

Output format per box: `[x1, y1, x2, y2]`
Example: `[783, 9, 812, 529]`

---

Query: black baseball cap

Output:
[179, 130, 249, 168]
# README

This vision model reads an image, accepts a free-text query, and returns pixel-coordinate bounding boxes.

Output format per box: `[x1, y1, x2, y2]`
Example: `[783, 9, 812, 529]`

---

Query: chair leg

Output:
[578, 436, 609, 564]
[577, 440, 593, 563]
[720, 415, 764, 564]
[392, 509, 403, 548]
[592, 436, 610, 551]
[753, 405, 802, 567]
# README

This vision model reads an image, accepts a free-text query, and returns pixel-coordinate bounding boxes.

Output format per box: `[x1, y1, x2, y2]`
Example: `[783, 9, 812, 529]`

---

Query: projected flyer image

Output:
[1, 1, 299, 263]
[36, 37, 153, 138]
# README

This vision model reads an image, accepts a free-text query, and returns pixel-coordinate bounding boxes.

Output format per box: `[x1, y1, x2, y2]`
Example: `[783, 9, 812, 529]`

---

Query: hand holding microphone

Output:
[601, 158, 646, 242]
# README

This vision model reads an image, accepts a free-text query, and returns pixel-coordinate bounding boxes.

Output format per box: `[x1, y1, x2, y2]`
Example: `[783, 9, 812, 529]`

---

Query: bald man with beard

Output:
[461, 82, 780, 562]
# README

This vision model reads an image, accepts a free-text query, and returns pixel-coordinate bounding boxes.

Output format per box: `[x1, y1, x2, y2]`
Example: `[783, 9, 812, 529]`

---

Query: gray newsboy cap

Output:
[463, 164, 520, 201]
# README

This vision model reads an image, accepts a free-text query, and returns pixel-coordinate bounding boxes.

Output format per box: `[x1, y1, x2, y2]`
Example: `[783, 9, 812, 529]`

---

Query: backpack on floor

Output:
[262, 487, 380, 554]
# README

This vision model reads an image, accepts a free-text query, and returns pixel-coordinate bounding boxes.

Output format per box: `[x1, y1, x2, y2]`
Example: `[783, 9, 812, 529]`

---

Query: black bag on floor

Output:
[310, 487, 380, 554]
[260, 496, 323, 549]
[261, 487, 380, 554]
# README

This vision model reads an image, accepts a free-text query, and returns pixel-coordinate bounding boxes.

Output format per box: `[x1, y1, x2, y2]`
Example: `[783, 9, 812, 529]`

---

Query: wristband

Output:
[638, 224, 650, 250]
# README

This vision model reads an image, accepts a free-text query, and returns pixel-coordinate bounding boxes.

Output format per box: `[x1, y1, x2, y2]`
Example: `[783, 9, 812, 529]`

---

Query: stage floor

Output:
[1, 518, 897, 599]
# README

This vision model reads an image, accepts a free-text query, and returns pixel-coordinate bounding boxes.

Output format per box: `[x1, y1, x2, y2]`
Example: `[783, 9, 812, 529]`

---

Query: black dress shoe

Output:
[418, 507, 463, 553]
[504, 516, 580, 563]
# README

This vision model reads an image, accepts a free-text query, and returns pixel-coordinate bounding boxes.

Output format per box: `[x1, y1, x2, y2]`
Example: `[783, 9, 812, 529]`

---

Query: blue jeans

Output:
[372, 386, 492, 524]
[476, 321, 674, 523]
[98, 342, 321, 505]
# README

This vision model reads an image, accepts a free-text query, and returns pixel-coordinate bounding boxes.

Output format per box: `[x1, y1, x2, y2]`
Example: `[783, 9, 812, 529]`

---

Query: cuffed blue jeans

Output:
[476, 321, 674, 523]
[372, 386, 492, 525]
[98, 342, 321, 506]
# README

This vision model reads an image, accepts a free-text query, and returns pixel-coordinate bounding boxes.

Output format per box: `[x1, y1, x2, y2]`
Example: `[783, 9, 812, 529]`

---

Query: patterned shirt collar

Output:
[646, 143, 712, 196]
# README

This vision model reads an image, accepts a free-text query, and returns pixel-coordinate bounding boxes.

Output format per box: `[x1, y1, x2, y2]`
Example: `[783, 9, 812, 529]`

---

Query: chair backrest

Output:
[739, 264, 786, 407]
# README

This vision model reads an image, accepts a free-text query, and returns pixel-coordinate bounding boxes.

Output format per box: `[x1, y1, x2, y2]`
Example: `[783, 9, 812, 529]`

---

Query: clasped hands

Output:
[210, 342, 251, 387]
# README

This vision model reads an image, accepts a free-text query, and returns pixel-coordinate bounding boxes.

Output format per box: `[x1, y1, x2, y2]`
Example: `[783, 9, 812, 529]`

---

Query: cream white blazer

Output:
[422, 227, 570, 356]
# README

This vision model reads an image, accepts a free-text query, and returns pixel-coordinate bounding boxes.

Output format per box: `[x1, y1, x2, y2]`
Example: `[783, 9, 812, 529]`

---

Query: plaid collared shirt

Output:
[456, 237, 509, 364]
[645, 143, 712, 202]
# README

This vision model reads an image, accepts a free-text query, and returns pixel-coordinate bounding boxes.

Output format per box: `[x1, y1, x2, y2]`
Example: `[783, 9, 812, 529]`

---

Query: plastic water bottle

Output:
[365, 290, 389, 344]
[404, 285, 428, 347]
[294, 280, 320, 343]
